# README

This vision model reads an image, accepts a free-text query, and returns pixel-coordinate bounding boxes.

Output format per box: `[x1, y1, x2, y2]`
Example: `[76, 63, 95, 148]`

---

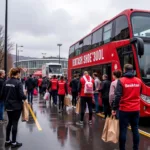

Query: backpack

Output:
[83, 76, 93, 94]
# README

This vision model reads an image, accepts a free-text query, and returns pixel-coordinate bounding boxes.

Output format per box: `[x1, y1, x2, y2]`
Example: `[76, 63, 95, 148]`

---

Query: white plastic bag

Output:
[44, 92, 50, 100]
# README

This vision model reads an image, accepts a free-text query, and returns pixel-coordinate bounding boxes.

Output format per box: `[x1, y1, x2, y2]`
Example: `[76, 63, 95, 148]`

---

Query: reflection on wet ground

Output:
[0, 96, 150, 150]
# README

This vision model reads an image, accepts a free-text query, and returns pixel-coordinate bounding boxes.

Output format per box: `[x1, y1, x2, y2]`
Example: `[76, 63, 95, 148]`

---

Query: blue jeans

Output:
[28, 90, 33, 104]
[119, 111, 140, 150]
[94, 93, 99, 112]
[51, 90, 58, 105]
[0, 102, 4, 120]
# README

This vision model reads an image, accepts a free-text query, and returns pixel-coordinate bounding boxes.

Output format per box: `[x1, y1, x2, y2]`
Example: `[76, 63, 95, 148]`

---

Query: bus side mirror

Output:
[130, 37, 144, 57]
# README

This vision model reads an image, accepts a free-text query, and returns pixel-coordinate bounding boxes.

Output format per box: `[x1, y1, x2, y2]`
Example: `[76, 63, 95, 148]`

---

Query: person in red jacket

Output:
[38, 76, 43, 96]
[112, 64, 144, 150]
[57, 76, 68, 113]
[49, 75, 58, 105]
[78, 71, 95, 126]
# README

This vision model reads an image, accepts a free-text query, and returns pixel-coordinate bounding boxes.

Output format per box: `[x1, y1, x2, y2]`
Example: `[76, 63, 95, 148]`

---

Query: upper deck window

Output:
[83, 35, 92, 52]
[75, 43, 82, 56]
[69, 46, 74, 58]
[114, 15, 129, 40]
[92, 28, 103, 48]
[131, 12, 150, 37]
[103, 22, 112, 43]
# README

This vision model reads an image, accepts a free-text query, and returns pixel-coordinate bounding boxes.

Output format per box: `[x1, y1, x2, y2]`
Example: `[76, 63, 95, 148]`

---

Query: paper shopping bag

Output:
[107, 117, 119, 143]
[101, 116, 119, 143]
[76, 99, 80, 114]
[22, 101, 29, 121]
[64, 95, 72, 106]
[101, 117, 109, 142]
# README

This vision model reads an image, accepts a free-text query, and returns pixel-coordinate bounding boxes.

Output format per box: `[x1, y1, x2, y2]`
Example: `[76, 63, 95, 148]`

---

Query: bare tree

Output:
[0, 25, 13, 70]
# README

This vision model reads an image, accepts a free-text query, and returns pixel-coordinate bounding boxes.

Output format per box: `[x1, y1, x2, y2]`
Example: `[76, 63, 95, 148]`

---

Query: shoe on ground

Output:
[11, 142, 22, 148]
[89, 120, 92, 125]
[76, 121, 83, 126]
[5, 141, 12, 147]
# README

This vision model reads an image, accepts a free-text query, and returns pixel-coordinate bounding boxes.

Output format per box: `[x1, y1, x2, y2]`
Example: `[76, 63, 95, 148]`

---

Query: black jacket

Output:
[69, 78, 78, 93]
[99, 79, 111, 101]
[0, 77, 5, 100]
[25, 77, 35, 91]
[1, 78, 27, 110]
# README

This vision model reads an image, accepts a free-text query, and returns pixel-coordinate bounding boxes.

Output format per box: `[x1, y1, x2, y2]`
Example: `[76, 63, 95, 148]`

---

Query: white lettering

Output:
[72, 49, 104, 66]
[6, 84, 15, 87]
[125, 84, 140, 88]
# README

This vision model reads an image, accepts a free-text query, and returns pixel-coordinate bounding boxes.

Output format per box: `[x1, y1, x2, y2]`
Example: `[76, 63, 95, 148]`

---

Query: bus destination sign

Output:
[72, 49, 104, 67]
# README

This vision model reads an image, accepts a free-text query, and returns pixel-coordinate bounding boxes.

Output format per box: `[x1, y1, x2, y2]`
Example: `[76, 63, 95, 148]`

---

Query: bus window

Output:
[83, 35, 92, 52]
[69, 46, 75, 58]
[75, 43, 81, 56]
[103, 22, 112, 44]
[117, 45, 136, 75]
[92, 28, 103, 49]
[113, 15, 129, 41]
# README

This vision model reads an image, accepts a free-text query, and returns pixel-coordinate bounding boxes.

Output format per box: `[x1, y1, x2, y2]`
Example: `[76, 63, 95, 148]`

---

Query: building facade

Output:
[14, 57, 68, 77]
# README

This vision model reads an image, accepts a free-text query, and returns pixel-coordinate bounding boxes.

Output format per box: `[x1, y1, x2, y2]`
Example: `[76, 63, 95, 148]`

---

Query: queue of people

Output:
[0, 63, 143, 150]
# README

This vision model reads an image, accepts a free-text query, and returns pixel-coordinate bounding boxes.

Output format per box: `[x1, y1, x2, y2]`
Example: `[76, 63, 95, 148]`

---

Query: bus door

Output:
[102, 64, 112, 81]
[117, 44, 136, 75]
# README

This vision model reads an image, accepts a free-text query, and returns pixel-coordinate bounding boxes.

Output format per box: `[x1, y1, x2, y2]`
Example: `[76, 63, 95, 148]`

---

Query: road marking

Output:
[97, 113, 150, 138]
[27, 104, 42, 131]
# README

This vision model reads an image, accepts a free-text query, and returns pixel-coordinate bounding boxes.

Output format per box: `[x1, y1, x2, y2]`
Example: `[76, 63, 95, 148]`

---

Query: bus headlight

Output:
[141, 94, 150, 103]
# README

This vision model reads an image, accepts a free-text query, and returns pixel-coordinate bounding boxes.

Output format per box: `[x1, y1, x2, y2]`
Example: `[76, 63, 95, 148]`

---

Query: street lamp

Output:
[42, 53, 46, 58]
[4, 0, 8, 78]
[57, 44, 62, 64]
[18, 50, 23, 66]
[16, 44, 23, 67]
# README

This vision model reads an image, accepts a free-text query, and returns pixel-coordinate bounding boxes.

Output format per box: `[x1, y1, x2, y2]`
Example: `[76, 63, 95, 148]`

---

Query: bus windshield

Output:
[132, 12, 150, 37]
[49, 65, 62, 74]
[138, 43, 150, 85]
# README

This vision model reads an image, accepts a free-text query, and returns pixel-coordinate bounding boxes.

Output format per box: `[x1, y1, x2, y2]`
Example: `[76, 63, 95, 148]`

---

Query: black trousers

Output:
[80, 97, 93, 122]
[102, 98, 111, 119]
[59, 95, 65, 110]
[72, 92, 77, 106]
[6, 110, 22, 143]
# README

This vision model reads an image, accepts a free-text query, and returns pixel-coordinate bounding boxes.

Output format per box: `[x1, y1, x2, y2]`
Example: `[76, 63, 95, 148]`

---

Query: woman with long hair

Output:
[1, 68, 27, 148]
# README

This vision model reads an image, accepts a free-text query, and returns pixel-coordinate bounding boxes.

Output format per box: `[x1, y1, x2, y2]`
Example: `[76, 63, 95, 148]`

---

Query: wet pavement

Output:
[0, 96, 150, 150]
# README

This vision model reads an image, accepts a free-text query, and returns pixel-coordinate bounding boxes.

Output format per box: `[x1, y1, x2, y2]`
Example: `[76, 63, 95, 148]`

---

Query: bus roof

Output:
[70, 8, 150, 48]
[44, 63, 62, 66]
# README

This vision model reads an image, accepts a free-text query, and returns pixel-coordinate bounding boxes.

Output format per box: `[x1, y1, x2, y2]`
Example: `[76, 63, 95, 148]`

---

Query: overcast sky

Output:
[0, 0, 150, 58]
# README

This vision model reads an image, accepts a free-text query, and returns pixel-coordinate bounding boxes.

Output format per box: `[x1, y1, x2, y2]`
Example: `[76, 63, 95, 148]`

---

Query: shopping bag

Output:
[64, 95, 72, 106]
[107, 117, 119, 143]
[76, 99, 80, 114]
[101, 117, 109, 142]
[33, 88, 38, 96]
[22, 101, 29, 122]
[44, 92, 50, 100]
[101, 116, 119, 143]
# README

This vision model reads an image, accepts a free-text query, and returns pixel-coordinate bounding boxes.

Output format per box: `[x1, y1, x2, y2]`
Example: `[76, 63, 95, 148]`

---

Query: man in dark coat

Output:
[99, 74, 111, 118]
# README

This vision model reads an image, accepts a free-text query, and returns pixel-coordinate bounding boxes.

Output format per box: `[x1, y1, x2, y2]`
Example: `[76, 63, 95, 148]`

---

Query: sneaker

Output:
[89, 120, 92, 125]
[5, 141, 12, 147]
[11, 142, 22, 148]
[76, 121, 83, 126]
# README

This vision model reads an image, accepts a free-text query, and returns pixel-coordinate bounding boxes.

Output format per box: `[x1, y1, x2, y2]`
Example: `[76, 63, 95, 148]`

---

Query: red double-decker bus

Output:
[68, 9, 150, 117]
